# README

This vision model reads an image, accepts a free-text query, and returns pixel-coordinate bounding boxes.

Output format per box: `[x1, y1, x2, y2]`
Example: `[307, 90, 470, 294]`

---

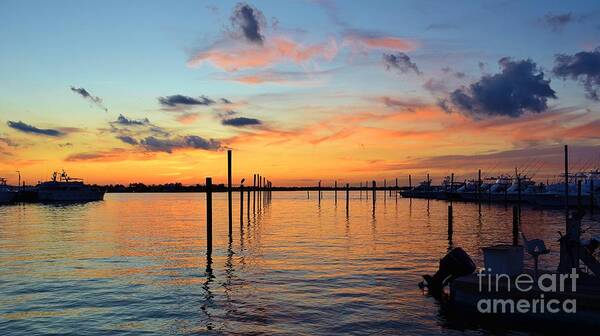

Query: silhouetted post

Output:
[359, 182, 362, 199]
[512, 206, 519, 246]
[409, 175, 412, 189]
[517, 176, 522, 214]
[307, 190, 310, 199]
[345, 183, 349, 213]
[257, 174, 261, 208]
[384, 179, 387, 199]
[591, 179, 595, 213]
[395, 177, 398, 199]
[334, 180, 338, 204]
[448, 204, 453, 235]
[450, 173, 454, 193]
[372, 180, 376, 207]
[564, 145, 569, 225]
[318, 180, 321, 203]
[253, 174, 256, 213]
[477, 169, 481, 202]
[577, 179, 582, 211]
[366, 181, 369, 200]
[206, 177, 213, 254]
[240, 183, 244, 226]
[247, 184, 250, 219]
[227, 150, 232, 239]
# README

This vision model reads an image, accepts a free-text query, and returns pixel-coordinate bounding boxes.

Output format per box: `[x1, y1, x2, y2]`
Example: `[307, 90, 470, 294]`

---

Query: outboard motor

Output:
[419, 247, 476, 297]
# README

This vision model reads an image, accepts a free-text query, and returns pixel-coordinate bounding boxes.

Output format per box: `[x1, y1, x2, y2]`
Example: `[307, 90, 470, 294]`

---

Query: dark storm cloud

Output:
[140, 135, 222, 153]
[158, 95, 215, 107]
[552, 47, 600, 100]
[116, 135, 138, 145]
[221, 98, 233, 104]
[7, 121, 64, 137]
[447, 58, 556, 118]
[540, 12, 574, 32]
[70, 86, 108, 112]
[230, 2, 265, 45]
[113, 114, 150, 126]
[382, 53, 421, 75]
[221, 117, 262, 127]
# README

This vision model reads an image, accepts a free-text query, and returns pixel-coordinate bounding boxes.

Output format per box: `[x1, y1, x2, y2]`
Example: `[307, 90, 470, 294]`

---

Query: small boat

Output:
[0, 178, 17, 204]
[36, 171, 105, 202]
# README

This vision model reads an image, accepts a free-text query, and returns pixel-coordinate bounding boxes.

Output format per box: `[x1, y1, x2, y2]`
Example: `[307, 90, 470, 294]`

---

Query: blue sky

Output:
[1, 0, 600, 184]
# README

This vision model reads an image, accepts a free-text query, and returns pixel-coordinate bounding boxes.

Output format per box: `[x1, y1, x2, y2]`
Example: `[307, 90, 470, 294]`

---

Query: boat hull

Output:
[37, 190, 105, 202]
[0, 191, 17, 204]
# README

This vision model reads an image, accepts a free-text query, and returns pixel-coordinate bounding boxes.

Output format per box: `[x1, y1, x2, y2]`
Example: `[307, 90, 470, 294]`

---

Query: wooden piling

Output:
[247, 183, 250, 219]
[565, 145, 569, 225]
[206, 177, 213, 254]
[409, 175, 412, 189]
[450, 173, 454, 193]
[227, 150, 232, 239]
[577, 179, 582, 210]
[318, 180, 321, 202]
[359, 182, 362, 199]
[448, 204, 453, 235]
[395, 178, 398, 199]
[591, 179, 595, 213]
[477, 169, 481, 202]
[512, 206, 519, 246]
[372, 180, 376, 206]
[334, 180, 338, 204]
[366, 181, 369, 200]
[384, 179, 387, 198]
[345, 183, 349, 213]
[253, 174, 256, 213]
[240, 183, 244, 226]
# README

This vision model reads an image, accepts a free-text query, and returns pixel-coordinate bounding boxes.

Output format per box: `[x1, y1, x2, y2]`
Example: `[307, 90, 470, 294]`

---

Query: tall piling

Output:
[253, 174, 256, 213]
[359, 182, 362, 199]
[447, 204, 453, 235]
[206, 177, 213, 255]
[345, 183, 349, 213]
[335, 180, 338, 204]
[318, 180, 322, 203]
[477, 169, 481, 202]
[247, 182, 250, 219]
[512, 206, 519, 246]
[240, 182, 244, 227]
[577, 179, 582, 211]
[227, 150, 232, 239]
[409, 175, 412, 189]
[564, 145, 569, 225]
[372, 180, 376, 207]
[591, 179, 595, 213]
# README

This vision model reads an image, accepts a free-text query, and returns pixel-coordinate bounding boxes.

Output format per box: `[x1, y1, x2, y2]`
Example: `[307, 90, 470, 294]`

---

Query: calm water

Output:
[1, 192, 599, 335]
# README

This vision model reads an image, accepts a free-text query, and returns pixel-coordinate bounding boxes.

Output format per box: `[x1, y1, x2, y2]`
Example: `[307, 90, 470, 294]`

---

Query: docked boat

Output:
[0, 178, 17, 203]
[36, 171, 105, 202]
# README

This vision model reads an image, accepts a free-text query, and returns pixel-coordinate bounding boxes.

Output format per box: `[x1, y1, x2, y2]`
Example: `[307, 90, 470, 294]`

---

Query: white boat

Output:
[36, 171, 105, 202]
[0, 178, 17, 203]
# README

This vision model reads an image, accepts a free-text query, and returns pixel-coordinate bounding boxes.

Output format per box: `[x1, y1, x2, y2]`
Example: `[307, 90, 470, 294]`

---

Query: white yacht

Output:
[0, 178, 17, 203]
[36, 171, 105, 202]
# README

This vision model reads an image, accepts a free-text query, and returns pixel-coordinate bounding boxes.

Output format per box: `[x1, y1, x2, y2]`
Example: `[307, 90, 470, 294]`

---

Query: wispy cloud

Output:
[7, 121, 64, 137]
[382, 52, 421, 75]
[70, 86, 108, 112]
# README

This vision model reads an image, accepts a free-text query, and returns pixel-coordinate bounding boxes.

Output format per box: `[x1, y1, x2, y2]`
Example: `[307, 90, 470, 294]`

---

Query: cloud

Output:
[116, 135, 138, 145]
[140, 135, 222, 153]
[230, 2, 265, 44]
[175, 113, 200, 124]
[423, 78, 448, 93]
[70, 86, 108, 112]
[222, 117, 262, 127]
[552, 47, 600, 100]
[113, 114, 150, 126]
[446, 58, 556, 118]
[382, 52, 421, 75]
[221, 98, 233, 104]
[540, 12, 574, 32]
[0, 136, 18, 147]
[158, 95, 215, 107]
[188, 37, 338, 71]
[343, 31, 417, 52]
[7, 121, 64, 137]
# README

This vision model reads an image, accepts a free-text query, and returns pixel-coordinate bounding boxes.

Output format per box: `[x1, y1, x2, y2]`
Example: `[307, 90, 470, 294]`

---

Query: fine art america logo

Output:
[476, 268, 578, 314]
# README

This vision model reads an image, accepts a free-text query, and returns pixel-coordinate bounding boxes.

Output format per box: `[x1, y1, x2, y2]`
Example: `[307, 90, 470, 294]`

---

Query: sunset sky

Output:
[1, 0, 600, 186]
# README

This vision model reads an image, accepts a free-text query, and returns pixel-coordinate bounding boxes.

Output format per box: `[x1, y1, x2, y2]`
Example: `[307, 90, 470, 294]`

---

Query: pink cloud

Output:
[343, 33, 418, 52]
[188, 37, 338, 71]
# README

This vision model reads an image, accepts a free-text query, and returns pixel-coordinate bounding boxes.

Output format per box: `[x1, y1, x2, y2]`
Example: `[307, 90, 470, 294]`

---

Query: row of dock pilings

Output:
[205, 149, 273, 255]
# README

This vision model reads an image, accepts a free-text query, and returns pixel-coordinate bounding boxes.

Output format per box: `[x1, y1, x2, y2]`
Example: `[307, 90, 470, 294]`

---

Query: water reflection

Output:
[0, 192, 599, 335]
